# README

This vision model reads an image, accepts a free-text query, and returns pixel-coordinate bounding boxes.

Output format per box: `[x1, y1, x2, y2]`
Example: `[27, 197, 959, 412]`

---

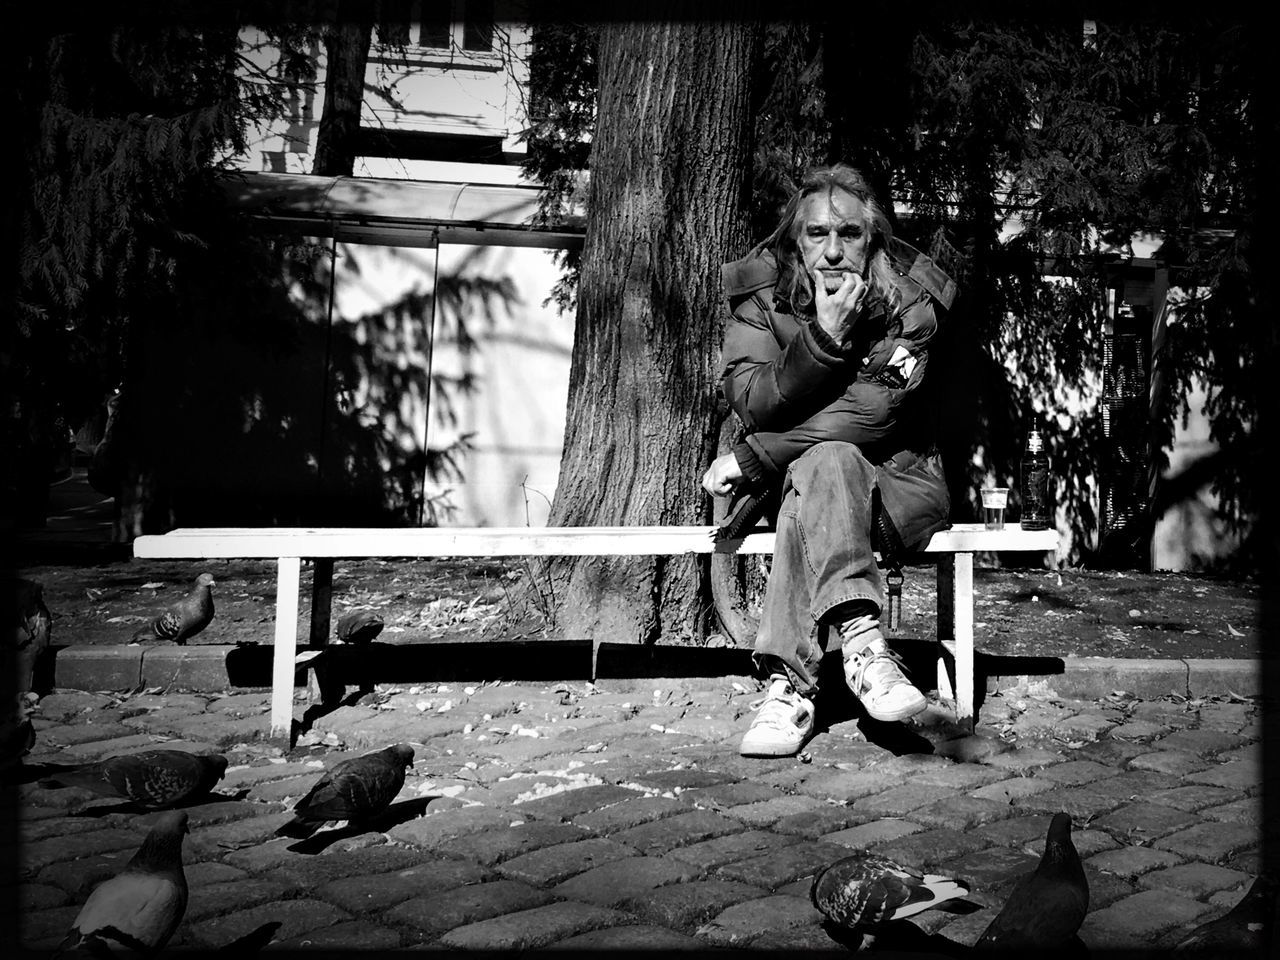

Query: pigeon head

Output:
[1047, 813, 1073, 845]
[131, 811, 189, 872]
[387, 744, 416, 767]
[206, 754, 230, 777]
[194, 573, 215, 590]
[1042, 812, 1081, 869]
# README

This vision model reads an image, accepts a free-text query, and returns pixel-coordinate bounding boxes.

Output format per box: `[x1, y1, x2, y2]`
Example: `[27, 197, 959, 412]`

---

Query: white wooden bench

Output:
[133, 524, 1059, 740]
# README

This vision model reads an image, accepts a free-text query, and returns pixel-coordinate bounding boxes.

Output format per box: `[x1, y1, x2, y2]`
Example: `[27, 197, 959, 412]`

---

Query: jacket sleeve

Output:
[720, 299, 859, 433]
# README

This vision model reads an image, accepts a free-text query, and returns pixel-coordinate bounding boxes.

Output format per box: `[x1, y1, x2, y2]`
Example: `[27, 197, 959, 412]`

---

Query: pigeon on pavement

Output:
[811, 852, 970, 934]
[13, 577, 53, 693]
[975, 812, 1089, 951]
[41, 750, 229, 810]
[1172, 874, 1276, 953]
[57, 810, 189, 957]
[335, 609, 384, 644]
[1, 697, 37, 775]
[275, 743, 415, 839]
[130, 573, 215, 644]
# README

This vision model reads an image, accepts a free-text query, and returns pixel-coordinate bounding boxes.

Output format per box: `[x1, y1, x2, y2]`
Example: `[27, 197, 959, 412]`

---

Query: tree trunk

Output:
[313, 1, 372, 178]
[545, 14, 761, 645]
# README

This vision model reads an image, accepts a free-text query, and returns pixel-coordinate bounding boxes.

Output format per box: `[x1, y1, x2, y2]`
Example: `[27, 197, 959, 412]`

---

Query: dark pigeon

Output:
[41, 750, 229, 810]
[811, 852, 970, 933]
[1172, 874, 1276, 953]
[131, 573, 215, 644]
[0, 710, 36, 775]
[13, 577, 53, 693]
[975, 812, 1089, 951]
[58, 810, 189, 957]
[335, 609, 384, 644]
[276, 743, 415, 839]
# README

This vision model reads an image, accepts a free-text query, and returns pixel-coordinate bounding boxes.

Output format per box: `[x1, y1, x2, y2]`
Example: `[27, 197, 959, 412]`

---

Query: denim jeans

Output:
[752, 441, 884, 698]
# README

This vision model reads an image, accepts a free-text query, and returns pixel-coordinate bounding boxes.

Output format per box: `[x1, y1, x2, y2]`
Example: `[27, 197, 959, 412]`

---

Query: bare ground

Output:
[16, 554, 1264, 660]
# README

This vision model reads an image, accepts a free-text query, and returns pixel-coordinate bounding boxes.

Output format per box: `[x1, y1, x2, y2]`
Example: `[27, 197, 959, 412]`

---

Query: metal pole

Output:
[419, 229, 441, 526]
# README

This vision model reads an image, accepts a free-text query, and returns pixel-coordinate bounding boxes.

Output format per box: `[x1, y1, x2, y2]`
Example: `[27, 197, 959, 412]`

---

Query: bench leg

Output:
[937, 552, 975, 733]
[271, 557, 301, 741]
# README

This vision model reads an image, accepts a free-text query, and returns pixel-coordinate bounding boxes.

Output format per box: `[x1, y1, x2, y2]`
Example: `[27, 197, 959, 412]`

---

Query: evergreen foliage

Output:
[521, 11, 1267, 569]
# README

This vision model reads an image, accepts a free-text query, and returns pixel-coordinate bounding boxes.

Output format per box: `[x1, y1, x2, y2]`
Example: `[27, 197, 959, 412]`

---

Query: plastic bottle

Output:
[1021, 427, 1051, 531]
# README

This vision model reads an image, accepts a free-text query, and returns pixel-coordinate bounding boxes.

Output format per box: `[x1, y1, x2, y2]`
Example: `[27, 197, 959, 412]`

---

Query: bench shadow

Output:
[226, 637, 596, 689]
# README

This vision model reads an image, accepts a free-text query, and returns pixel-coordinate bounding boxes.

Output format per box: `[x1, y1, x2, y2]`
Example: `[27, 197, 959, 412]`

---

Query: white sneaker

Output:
[739, 676, 815, 757]
[843, 637, 927, 722]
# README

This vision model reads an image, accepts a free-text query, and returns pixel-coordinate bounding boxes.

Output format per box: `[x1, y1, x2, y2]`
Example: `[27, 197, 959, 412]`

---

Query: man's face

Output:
[797, 188, 871, 294]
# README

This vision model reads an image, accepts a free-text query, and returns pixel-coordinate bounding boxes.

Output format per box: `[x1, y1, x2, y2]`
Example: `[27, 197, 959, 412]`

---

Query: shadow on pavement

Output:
[282, 796, 433, 854]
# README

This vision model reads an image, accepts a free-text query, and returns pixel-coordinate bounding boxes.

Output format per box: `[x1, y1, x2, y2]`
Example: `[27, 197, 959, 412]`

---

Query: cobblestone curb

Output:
[45, 645, 1263, 702]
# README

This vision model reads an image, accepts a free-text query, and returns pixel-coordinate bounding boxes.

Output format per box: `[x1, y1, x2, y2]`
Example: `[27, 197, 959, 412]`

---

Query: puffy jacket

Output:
[717, 238, 957, 552]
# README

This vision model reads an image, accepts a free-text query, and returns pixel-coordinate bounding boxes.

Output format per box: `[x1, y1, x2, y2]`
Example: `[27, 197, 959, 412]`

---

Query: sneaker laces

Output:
[845, 640, 914, 699]
[749, 677, 809, 729]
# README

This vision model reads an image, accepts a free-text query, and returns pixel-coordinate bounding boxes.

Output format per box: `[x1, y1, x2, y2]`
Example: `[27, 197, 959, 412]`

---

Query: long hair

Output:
[755, 164, 901, 316]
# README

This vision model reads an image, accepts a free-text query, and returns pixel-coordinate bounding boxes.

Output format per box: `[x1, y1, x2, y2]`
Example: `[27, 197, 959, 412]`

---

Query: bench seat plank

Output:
[135, 523, 1057, 559]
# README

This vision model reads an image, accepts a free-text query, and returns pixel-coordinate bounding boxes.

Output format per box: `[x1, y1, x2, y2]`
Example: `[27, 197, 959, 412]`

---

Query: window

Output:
[462, 0, 493, 52]
[419, 1, 450, 49]
[376, 0, 495, 55]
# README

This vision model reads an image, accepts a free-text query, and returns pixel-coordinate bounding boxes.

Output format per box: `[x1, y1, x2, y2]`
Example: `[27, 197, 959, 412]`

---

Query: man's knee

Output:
[792, 441, 872, 480]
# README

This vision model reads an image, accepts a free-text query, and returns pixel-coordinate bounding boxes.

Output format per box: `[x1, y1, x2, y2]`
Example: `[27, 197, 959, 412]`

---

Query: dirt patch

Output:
[15, 555, 1263, 660]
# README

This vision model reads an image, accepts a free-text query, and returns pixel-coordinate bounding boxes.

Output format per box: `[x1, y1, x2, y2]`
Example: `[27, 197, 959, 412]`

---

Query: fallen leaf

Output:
[1226, 623, 1246, 637]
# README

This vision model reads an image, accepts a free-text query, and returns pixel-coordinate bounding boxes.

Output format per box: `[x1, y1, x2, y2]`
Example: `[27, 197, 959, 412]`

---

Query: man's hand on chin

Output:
[813, 268, 868, 344]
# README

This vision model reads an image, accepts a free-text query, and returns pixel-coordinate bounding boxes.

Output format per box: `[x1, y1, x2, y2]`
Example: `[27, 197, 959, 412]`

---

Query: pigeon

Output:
[13, 576, 53, 693]
[0, 698, 36, 775]
[975, 812, 1089, 951]
[335, 609, 384, 644]
[57, 810, 189, 957]
[811, 852, 971, 934]
[130, 573, 215, 644]
[41, 750, 229, 810]
[1172, 873, 1276, 953]
[275, 743, 415, 839]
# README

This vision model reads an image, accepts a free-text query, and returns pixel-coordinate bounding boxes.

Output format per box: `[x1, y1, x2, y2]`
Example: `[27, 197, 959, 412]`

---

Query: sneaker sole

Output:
[739, 739, 807, 758]
[863, 695, 928, 723]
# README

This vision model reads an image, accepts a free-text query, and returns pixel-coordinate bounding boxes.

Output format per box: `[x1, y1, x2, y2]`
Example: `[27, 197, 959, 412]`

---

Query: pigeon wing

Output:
[305, 755, 404, 820]
[813, 856, 908, 929]
[151, 611, 185, 642]
[98, 751, 203, 808]
[73, 870, 188, 953]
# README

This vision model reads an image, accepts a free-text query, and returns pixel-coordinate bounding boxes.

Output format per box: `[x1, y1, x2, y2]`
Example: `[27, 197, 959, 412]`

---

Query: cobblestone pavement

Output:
[8, 675, 1270, 954]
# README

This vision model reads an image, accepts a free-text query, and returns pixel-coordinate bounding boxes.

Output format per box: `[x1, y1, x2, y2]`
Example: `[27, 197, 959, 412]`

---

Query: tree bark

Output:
[545, 14, 761, 644]
[313, 1, 373, 177]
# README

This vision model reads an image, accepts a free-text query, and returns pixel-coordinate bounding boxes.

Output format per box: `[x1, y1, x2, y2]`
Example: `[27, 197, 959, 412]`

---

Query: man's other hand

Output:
[702, 452, 744, 497]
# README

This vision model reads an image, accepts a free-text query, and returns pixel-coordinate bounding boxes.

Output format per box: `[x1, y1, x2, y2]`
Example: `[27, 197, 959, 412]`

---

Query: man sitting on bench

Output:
[701, 164, 958, 757]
